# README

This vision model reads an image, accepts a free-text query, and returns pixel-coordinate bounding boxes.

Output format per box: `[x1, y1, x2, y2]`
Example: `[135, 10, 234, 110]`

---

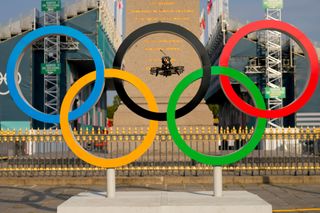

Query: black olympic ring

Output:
[112, 22, 211, 121]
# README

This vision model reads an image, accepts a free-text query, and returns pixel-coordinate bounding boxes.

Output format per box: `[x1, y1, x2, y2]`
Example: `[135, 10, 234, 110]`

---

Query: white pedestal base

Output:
[57, 191, 272, 213]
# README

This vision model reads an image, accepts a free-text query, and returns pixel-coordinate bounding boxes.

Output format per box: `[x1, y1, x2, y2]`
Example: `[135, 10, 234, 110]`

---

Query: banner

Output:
[207, 0, 213, 13]
[41, 0, 61, 12]
[263, 0, 283, 9]
[207, 0, 228, 39]
[199, 8, 206, 43]
[265, 87, 286, 99]
[115, 0, 124, 48]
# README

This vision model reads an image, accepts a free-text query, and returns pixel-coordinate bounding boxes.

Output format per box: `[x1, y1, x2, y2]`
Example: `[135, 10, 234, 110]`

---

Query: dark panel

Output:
[295, 56, 320, 113]
[0, 35, 32, 124]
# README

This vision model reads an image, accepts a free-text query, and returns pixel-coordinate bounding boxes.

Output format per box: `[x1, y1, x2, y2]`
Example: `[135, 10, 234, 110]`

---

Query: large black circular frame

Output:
[113, 22, 211, 121]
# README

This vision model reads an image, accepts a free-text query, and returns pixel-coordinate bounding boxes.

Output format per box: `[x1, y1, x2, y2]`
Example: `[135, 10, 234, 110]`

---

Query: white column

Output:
[107, 168, 116, 198]
[214, 166, 222, 197]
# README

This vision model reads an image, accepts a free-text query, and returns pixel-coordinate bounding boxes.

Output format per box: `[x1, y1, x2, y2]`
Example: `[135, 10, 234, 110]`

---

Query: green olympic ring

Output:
[167, 66, 267, 166]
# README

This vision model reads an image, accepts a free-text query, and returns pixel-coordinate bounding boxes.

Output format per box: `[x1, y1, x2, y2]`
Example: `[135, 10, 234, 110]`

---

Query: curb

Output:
[0, 176, 320, 186]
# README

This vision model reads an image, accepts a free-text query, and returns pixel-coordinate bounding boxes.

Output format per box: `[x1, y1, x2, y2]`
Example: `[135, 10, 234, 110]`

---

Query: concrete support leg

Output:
[107, 169, 116, 198]
[214, 166, 222, 197]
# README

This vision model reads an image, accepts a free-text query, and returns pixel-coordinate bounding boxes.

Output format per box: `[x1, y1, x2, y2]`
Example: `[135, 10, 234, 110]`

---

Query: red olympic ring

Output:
[219, 20, 319, 118]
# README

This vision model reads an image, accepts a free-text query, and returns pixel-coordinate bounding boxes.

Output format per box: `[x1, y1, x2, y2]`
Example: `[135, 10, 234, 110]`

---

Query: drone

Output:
[150, 50, 184, 77]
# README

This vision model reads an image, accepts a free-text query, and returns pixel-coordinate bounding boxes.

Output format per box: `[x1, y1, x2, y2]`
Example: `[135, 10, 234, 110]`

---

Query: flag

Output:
[117, 0, 123, 9]
[199, 10, 206, 30]
[199, 9, 206, 43]
[207, 0, 213, 13]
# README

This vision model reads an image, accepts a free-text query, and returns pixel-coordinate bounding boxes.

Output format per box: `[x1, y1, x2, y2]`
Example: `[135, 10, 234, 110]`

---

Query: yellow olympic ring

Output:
[60, 69, 158, 168]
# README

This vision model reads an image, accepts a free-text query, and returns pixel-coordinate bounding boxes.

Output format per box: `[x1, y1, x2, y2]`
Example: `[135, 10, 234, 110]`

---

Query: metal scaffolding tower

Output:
[265, 6, 283, 128]
[43, 3, 61, 128]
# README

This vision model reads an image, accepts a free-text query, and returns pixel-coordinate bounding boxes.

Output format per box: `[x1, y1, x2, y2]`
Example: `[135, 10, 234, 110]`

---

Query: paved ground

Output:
[0, 183, 320, 213]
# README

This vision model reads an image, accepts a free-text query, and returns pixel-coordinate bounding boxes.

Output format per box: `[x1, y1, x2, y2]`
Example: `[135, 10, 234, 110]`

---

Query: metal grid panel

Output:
[265, 8, 283, 128]
[43, 10, 61, 128]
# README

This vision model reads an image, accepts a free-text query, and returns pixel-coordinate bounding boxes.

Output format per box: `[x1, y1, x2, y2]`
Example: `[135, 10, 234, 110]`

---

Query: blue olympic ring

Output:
[6, 26, 105, 123]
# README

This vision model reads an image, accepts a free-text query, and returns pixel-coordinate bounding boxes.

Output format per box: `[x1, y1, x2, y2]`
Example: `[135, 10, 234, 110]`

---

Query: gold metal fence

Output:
[0, 126, 319, 177]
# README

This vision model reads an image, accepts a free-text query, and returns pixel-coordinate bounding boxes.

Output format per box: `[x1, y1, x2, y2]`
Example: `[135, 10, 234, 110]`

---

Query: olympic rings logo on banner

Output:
[0, 72, 21, 96]
[5, 20, 319, 167]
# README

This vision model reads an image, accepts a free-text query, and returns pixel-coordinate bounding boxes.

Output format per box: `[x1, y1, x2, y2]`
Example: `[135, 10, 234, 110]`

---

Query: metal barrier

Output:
[0, 126, 319, 177]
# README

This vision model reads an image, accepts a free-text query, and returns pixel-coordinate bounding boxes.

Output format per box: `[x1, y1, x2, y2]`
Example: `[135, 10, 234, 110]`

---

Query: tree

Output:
[113, 95, 121, 107]
[207, 103, 219, 118]
[107, 95, 121, 119]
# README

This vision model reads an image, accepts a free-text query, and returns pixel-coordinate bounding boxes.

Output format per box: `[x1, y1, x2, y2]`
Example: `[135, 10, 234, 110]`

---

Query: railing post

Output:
[214, 166, 222, 197]
[107, 168, 116, 198]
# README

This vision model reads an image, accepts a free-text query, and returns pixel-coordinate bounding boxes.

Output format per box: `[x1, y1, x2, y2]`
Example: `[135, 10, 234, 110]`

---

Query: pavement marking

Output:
[273, 208, 320, 212]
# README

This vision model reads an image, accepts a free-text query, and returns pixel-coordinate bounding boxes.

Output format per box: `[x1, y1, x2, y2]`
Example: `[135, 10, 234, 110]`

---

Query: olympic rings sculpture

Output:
[5, 20, 319, 167]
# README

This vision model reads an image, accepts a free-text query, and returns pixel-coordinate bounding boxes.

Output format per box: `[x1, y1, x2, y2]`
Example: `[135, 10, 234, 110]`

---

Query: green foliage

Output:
[207, 103, 220, 118]
[113, 95, 121, 106]
[107, 95, 121, 119]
